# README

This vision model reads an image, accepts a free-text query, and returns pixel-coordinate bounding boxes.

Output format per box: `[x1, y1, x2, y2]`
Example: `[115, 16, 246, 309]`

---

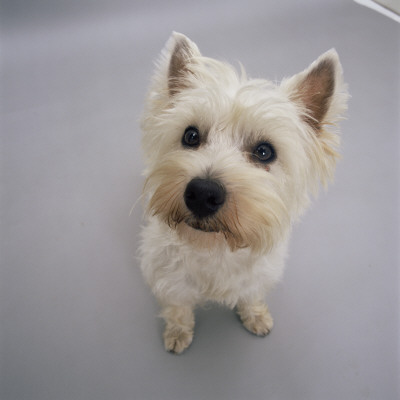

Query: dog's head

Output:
[141, 32, 348, 253]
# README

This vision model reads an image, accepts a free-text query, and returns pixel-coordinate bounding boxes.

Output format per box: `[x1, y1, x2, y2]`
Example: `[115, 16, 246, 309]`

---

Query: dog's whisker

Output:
[129, 192, 145, 217]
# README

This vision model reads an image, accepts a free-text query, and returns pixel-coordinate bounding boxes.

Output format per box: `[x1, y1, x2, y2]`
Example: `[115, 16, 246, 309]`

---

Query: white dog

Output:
[140, 32, 348, 353]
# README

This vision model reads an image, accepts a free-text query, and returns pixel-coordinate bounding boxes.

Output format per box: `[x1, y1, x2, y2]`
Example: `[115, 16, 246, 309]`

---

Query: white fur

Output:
[139, 32, 348, 353]
[141, 218, 288, 308]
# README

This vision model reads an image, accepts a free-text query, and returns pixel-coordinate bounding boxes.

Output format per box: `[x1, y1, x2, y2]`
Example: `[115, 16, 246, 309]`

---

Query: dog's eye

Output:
[182, 126, 200, 148]
[252, 142, 276, 163]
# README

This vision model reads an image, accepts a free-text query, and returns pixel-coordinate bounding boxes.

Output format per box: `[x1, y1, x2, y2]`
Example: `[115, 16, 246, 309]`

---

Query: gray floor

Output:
[1, 1, 399, 399]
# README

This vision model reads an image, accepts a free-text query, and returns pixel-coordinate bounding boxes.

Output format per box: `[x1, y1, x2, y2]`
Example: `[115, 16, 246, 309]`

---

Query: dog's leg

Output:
[161, 304, 195, 354]
[236, 299, 274, 336]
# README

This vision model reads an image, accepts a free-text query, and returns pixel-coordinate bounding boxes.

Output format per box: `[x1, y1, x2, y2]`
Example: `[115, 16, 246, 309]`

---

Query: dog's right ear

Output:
[163, 32, 201, 96]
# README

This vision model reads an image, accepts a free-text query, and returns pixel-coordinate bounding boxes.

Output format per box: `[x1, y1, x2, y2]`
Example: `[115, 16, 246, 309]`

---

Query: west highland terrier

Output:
[140, 32, 348, 353]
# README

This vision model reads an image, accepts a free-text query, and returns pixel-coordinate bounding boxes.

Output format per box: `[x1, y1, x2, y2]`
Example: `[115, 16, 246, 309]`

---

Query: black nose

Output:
[184, 178, 226, 219]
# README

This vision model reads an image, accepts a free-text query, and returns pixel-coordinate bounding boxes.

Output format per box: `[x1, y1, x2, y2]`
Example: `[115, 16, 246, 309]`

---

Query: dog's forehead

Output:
[210, 78, 282, 109]
[184, 80, 294, 141]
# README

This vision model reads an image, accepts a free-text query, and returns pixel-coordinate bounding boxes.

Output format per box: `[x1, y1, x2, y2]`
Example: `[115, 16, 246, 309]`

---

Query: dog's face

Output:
[141, 33, 348, 253]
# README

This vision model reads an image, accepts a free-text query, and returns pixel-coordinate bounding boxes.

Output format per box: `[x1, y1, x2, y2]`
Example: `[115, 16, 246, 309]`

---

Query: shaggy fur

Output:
[140, 32, 348, 354]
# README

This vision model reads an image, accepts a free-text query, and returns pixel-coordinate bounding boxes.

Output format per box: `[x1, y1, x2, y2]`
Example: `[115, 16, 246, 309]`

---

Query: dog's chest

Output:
[181, 247, 283, 306]
[141, 220, 287, 306]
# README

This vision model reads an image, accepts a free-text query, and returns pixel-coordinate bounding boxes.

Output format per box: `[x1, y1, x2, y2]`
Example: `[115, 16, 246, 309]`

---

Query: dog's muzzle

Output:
[184, 178, 226, 219]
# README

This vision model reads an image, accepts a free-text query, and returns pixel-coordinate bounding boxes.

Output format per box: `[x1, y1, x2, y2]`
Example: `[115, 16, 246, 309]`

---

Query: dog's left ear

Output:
[282, 50, 348, 132]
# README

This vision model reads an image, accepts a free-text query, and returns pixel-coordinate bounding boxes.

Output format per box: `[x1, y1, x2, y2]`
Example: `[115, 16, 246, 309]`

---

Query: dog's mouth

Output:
[182, 216, 248, 252]
[184, 219, 218, 233]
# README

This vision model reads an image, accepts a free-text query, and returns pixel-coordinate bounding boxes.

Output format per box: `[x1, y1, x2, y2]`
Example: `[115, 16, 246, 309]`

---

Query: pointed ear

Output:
[282, 50, 348, 131]
[165, 32, 201, 96]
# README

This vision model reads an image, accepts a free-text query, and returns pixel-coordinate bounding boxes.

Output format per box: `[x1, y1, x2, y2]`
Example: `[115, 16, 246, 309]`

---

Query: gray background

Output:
[1, 1, 399, 399]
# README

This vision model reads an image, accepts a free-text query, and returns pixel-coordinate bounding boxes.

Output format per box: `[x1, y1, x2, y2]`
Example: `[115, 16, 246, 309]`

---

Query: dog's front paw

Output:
[161, 305, 195, 354]
[163, 325, 193, 354]
[237, 301, 274, 337]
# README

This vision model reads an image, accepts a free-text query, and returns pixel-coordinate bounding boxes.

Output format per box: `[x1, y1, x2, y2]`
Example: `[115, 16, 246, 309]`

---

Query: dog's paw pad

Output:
[164, 328, 193, 354]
